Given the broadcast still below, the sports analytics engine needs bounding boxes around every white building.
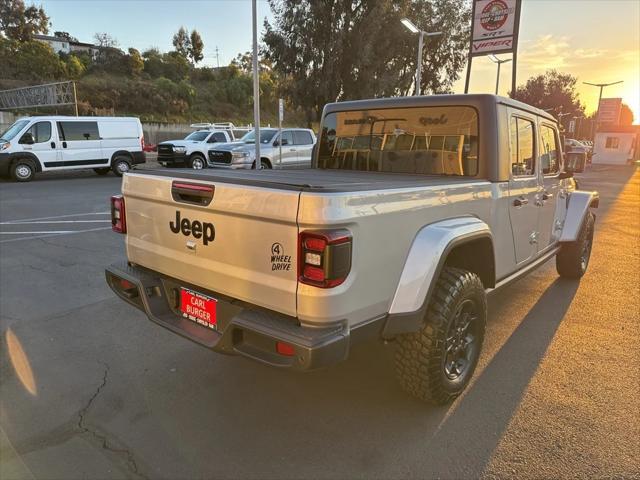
[593,126,640,165]
[33,35,99,59]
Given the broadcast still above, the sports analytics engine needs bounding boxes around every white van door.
[57,120,107,168]
[18,120,61,167]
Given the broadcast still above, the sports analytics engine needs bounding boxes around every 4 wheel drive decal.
[169,210,215,245]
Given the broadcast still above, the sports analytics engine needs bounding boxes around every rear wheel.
[556,211,595,278]
[11,160,35,182]
[394,267,487,404]
[189,154,206,170]
[94,168,110,175]
[112,156,131,177]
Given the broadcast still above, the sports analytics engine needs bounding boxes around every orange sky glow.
[455,0,640,123]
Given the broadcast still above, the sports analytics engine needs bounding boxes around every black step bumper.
[105,262,358,370]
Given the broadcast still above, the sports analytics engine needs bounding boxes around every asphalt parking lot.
[1,164,638,479]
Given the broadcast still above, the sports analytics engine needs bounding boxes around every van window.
[318,106,479,176]
[280,131,294,146]
[539,125,559,174]
[21,122,52,144]
[293,131,314,145]
[0,120,30,141]
[58,121,99,141]
[510,117,535,176]
[605,137,620,149]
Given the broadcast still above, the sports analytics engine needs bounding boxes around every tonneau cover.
[133,168,481,192]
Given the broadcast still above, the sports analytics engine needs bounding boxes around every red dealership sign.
[470,0,521,56]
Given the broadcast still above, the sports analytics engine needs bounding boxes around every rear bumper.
[132,151,146,165]
[105,262,363,370]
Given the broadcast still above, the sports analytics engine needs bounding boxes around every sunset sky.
[41,0,640,122]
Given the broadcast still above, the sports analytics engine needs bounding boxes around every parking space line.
[0,227,112,244]
[1,212,110,224]
[1,231,77,235]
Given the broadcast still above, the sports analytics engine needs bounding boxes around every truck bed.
[133,168,482,192]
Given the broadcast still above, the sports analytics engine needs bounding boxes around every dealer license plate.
[180,288,217,330]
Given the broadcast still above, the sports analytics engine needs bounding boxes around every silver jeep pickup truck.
[106,94,598,404]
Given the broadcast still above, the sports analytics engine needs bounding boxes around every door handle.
[62,141,67,148]
[513,196,529,207]
[289,148,296,152]
[50,142,56,149]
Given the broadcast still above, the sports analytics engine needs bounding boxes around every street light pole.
[583,80,623,141]
[252,0,261,168]
[401,18,442,96]
[488,55,512,95]
[416,30,424,96]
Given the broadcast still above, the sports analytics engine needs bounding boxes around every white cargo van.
[0,116,145,182]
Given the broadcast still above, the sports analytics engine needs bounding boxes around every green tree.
[188,29,204,64]
[264,0,470,123]
[162,51,190,82]
[512,70,585,118]
[65,54,85,79]
[0,0,49,41]
[172,27,190,57]
[142,47,164,77]
[127,47,144,76]
[54,31,78,42]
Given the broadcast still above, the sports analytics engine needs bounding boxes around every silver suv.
[207,128,316,169]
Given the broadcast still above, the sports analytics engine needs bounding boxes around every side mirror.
[558,170,573,179]
[273,140,279,147]
[19,132,34,145]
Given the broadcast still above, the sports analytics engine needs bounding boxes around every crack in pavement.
[77,363,148,480]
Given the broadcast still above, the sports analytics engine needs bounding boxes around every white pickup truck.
[157,128,233,169]
[106,94,598,404]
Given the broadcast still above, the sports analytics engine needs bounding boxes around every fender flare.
[8,152,43,172]
[559,190,599,243]
[110,150,134,164]
[382,216,493,337]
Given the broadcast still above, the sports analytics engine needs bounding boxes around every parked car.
[207,128,316,169]
[564,138,590,173]
[157,128,233,169]
[0,116,145,182]
[106,94,598,404]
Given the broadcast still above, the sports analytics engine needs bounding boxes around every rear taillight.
[298,229,352,288]
[141,136,145,150]
[111,195,126,233]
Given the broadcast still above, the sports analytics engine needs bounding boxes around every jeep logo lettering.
[170,211,215,245]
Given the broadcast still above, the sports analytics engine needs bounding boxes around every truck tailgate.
[122,172,300,316]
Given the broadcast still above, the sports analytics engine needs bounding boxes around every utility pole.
[401,18,442,96]
[215,46,220,68]
[488,55,512,95]
[583,80,623,140]
[251,0,260,168]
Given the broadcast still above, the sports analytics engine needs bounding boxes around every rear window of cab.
[318,106,479,176]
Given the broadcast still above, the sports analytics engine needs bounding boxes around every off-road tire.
[11,160,35,182]
[189,154,206,170]
[556,211,595,279]
[394,267,487,404]
[112,156,131,177]
[94,168,110,175]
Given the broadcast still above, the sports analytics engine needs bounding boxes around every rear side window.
[539,125,559,174]
[510,117,535,176]
[58,121,99,141]
[293,131,314,145]
[22,121,52,143]
[318,106,479,176]
[209,132,227,143]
